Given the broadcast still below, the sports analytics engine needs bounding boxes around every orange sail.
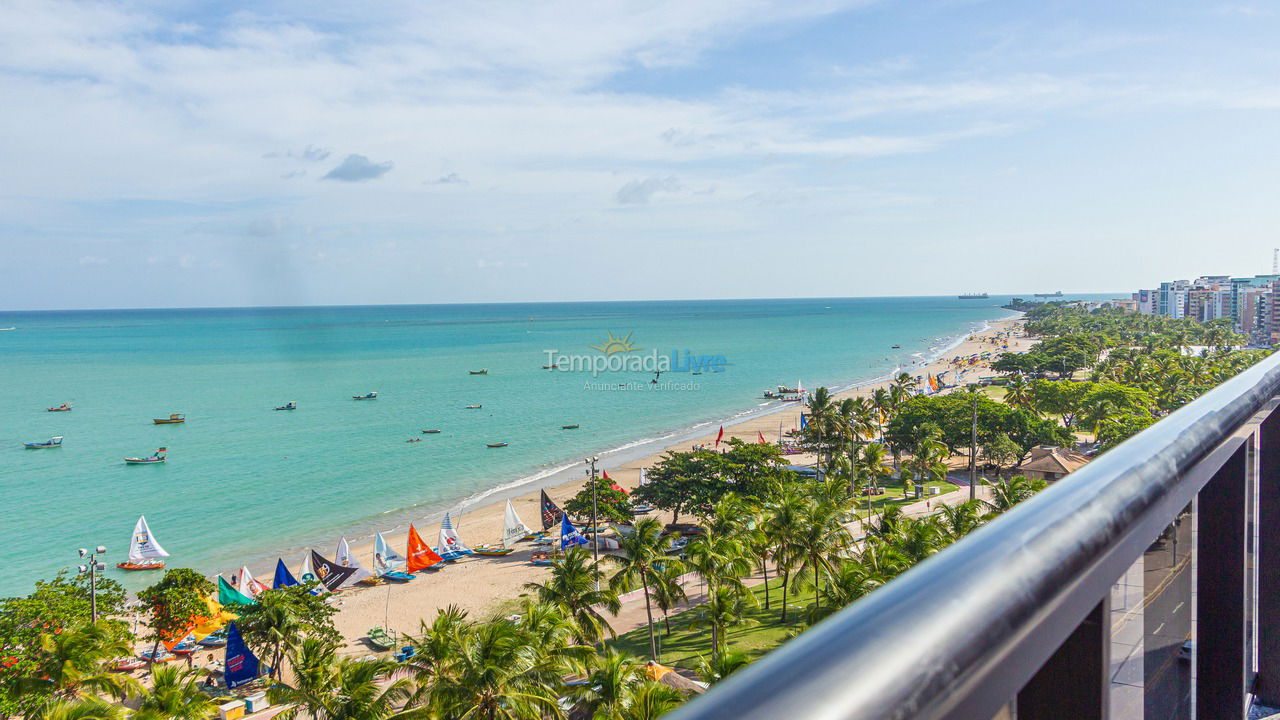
[405,524,443,572]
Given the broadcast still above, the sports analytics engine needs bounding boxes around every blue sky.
[2,0,1279,309]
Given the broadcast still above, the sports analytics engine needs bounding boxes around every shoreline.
[206,311,1017,587]
[306,314,1029,653]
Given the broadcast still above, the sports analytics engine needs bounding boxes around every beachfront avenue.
[543,348,727,376]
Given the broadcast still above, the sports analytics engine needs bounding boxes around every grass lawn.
[608,578,819,670]
[853,479,957,518]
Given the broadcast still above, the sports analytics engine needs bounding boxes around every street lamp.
[78,545,107,623]
[584,456,600,590]
[968,385,979,502]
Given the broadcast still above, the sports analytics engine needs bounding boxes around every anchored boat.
[125,448,167,464]
[487,442,508,448]
[273,402,297,411]
[353,391,379,400]
[561,424,579,430]
[152,413,185,424]
[465,404,482,409]
[24,436,63,449]
[421,429,442,434]
[116,515,168,571]
[47,403,72,412]
[469,369,489,375]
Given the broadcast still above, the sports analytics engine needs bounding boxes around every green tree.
[269,643,412,720]
[136,569,215,667]
[982,476,1047,515]
[20,622,140,702]
[789,496,851,622]
[134,666,218,720]
[569,647,640,720]
[564,477,632,524]
[425,620,569,720]
[33,698,128,720]
[607,518,676,662]
[523,546,621,645]
[618,681,685,720]
[236,584,338,680]
[979,432,1022,475]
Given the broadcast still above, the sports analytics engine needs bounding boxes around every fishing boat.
[379,570,414,582]
[353,391,379,400]
[124,448,167,464]
[561,424,579,430]
[487,442,508,448]
[530,549,562,566]
[273,402,297,411]
[436,513,473,561]
[465,404,482,409]
[117,515,169,571]
[198,629,228,647]
[421,429,442,434]
[406,438,422,443]
[335,537,374,587]
[469,369,489,375]
[24,436,63,449]
[472,545,515,557]
[541,364,558,369]
[47,403,72,412]
[139,650,176,663]
[110,658,146,672]
[891,344,901,349]
[170,642,199,656]
[153,413,185,424]
[367,627,396,652]
[405,525,445,572]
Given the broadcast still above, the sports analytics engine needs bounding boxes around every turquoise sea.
[0,296,1090,597]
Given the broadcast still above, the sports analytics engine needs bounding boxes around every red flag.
[602,470,611,480]
[757,431,767,444]
[715,426,724,447]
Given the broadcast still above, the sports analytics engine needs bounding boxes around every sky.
[2,1,1280,310]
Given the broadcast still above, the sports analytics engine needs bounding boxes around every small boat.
[891,344,901,349]
[502,500,535,545]
[487,442,508,448]
[561,424,579,430]
[437,513,473,561]
[274,402,297,411]
[472,544,515,557]
[110,658,146,672]
[357,575,383,586]
[353,391,379,400]
[407,438,422,443]
[199,630,228,647]
[170,642,198,656]
[139,650,176,663]
[117,515,169,572]
[379,570,415,583]
[542,364,558,370]
[124,448,167,465]
[367,627,396,651]
[469,369,489,375]
[421,429,442,434]
[47,403,72,412]
[530,550,562,566]
[465,404,482,409]
[24,436,63,449]
[152,414,185,424]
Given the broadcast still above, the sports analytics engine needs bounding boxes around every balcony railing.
[669,351,1280,720]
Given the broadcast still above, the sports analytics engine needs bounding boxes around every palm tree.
[34,698,128,720]
[405,605,469,702]
[906,429,949,499]
[427,620,566,720]
[805,387,836,472]
[870,387,893,443]
[22,622,140,701]
[855,443,892,525]
[270,645,412,720]
[888,516,945,565]
[695,648,751,683]
[1004,373,1034,412]
[647,562,688,637]
[688,586,756,663]
[134,666,219,720]
[761,485,804,623]
[570,647,641,720]
[524,546,621,645]
[618,681,685,720]
[607,517,675,662]
[790,496,851,622]
[236,597,301,680]
[935,499,984,541]
[982,475,1047,515]
[815,559,881,622]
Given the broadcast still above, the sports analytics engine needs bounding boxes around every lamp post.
[585,456,600,589]
[968,385,979,502]
[78,545,107,624]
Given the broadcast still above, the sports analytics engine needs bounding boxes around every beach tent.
[335,537,373,586]
[217,576,256,606]
[224,623,265,689]
[272,558,299,589]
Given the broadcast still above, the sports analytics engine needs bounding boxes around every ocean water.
[0,296,1050,596]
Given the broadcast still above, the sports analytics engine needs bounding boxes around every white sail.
[335,537,373,585]
[236,565,268,598]
[438,512,471,554]
[128,515,169,562]
[502,500,533,547]
[297,552,329,595]
[374,532,406,574]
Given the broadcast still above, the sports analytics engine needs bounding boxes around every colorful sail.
[272,558,298,589]
[192,595,236,640]
[307,549,356,592]
[217,576,256,606]
[438,513,471,556]
[223,623,263,689]
[540,489,564,531]
[127,515,169,562]
[374,532,407,574]
[235,565,268,598]
[335,537,373,586]
[502,500,533,547]
[405,524,443,572]
[560,514,588,550]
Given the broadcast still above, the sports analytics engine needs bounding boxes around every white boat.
[437,512,472,561]
[374,532,413,581]
[502,500,534,546]
[335,536,374,586]
[116,515,169,571]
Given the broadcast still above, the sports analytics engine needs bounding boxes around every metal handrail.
[668,351,1280,720]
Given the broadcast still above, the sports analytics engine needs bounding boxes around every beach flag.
[758,431,767,444]
[800,413,808,429]
[715,425,725,447]
[405,524,444,572]
[224,623,264,689]
[540,489,564,531]
[272,558,298,589]
[306,550,357,592]
[217,576,256,606]
[560,514,588,550]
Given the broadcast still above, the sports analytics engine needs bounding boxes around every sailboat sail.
[335,537,373,585]
[235,566,268,598]
[128,515,169,561]
[306,550,356,592]
[540,490,564,531]
[438,512,471,556]
[502,500,533,547]
[374,532,407,574]
[224,623,264,689]
[272,558,299,589]
[405,524,443,572]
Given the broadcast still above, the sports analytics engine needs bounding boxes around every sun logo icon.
[589,331,639,355]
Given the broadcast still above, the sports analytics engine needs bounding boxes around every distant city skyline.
[2,1,1280,310]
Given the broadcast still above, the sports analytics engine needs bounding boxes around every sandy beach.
[300,316,1031,654]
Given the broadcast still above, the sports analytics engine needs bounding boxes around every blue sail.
[223,622,264,689]
[560,514,588,550]
[272,558,298,589]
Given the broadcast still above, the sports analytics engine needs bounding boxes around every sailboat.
[336,537,376,586]
[235,565,269,598]
[116,515,169,570]
[436,512,472,561]
[405,524,444,572]
[374,532,414,582]
[475,500,534,557]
